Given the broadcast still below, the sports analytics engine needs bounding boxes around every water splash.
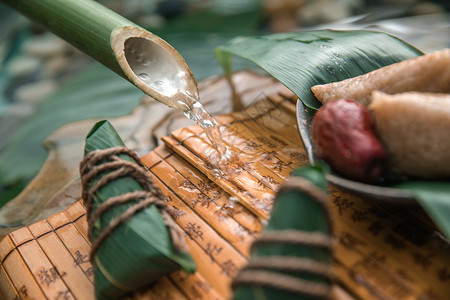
[126,38,232,166]
[179,92,231,162]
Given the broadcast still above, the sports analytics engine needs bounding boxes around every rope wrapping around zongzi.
[79,120,195,300]
[80,146,187,259]
[239,256,333,279]
[233,270,331,298]
[250,231,333,252]
[232,168,334,300]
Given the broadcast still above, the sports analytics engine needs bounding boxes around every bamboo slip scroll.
[1,89,450,299]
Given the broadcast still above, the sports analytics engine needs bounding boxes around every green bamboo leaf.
[84,120,195,300]
[215,30,450,241]
[233,164,332,300]
[215,30,423,109]
[396,182,450,238]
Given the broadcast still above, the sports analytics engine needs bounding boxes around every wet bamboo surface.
[1,90,450,299]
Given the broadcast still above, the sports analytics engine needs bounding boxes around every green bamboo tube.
[2,0,198,109]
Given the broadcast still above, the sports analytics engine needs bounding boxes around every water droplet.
[135,52,143,60]
[138,73,150,81]
[201,120,214,128]
[326,66,336,75]
[141,58,151,66]
[173,71,185,79]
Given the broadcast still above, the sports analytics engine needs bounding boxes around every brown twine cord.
[243,256,333,280]
[233,175,333,298]
[250,230,332,252]
[81,147,156,222]
[232,270,330,298]
[87,192,166,238]
[80,147,187,260]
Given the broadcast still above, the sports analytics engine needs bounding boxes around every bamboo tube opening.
[111,26,199,109]
[125,38,183,97]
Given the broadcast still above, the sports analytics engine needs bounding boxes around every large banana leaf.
[215,30,423,109]
[215,30,450,240]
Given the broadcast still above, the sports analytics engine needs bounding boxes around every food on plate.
[309,49,450,182]
[311,99,387,183]
[370,91,450,179]
[311,49,450,107]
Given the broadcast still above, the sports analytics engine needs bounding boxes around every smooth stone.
[0,103,35,151]
[44,53,70,77]
[7,56,41,78]
[298,0,353,25]
[136,14,166,29]
[411,2,446,15]
[23,32,70,58]
[14,79,57,104]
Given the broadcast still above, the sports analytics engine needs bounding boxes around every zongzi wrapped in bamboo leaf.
[232,164,333,300]
[80,120,195,300]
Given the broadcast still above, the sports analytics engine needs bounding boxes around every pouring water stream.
[117,32,231,163]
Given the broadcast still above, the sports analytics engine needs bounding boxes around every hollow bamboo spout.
[2,0,199,109]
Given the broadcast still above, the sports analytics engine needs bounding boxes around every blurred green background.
[0,0,448,206]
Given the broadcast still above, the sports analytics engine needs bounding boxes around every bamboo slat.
[0,265,18,299]
[1,89,449,299]
[162,96,304,221]
[1,235,47,299]
[169,271,224,300]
